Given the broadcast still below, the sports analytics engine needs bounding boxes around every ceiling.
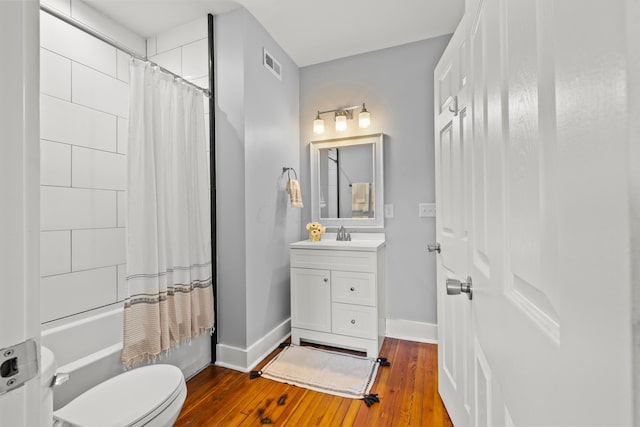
[86,0,465,67]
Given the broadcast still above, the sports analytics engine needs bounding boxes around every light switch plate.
[384,204,394,218]
[419,203,436,218]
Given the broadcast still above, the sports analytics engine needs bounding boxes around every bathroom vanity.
[289,235,385,357]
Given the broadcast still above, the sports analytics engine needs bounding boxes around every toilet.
[41,347,187,427]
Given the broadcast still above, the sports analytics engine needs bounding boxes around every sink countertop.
[290,233,385,252]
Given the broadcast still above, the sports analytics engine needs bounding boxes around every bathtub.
[41,304,212,409]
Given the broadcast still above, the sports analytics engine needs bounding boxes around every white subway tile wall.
[41,267,118,322]
[71,62,129,118]
[71,228,126,271]
[182,38,209,80]
[116,264,127,301]
[117,117,129,154]
[40,12,208,323]
[41,11,117,77]
[41,94,117,152]
[40,231,71,277]
[40,48,71,100]
[149,47,182,76]
[155,17,207,54]
[40,140,71,186]
[117,191,126,227]
[41,187,117,230]
[71,146,126,191]
[116,51,130,83]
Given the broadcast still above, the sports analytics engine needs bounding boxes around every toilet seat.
[53,364,187,427]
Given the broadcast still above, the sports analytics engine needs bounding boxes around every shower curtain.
[121,59,214,366]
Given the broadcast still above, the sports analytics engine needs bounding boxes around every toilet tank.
[40,347,57,427]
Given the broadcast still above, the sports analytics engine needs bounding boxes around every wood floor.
[174,338,453,426]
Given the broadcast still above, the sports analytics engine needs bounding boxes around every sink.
[290,233,385,251]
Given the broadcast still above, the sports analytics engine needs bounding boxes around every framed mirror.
[310,133,384,229]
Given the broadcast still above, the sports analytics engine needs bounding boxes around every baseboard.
[215,318,291,372]
[385,318,438,344]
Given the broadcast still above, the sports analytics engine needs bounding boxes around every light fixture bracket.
[334,109,353,120]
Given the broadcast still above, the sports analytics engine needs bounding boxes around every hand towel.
[351,182,370,213]
[286,179,304,208]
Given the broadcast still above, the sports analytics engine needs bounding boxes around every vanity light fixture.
[312,103,371,134]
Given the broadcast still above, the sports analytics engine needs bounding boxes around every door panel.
[435,16,473,427]
[290,268,331,333]
[436,0,636,425]
[469,7,490,277]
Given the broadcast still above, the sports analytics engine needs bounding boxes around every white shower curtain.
[121,59,214,367]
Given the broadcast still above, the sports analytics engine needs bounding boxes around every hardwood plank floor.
[175,338,453,427]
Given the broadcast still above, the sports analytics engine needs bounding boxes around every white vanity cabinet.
[289,238,385,357]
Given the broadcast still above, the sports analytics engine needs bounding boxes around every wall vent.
[263,48,282,80]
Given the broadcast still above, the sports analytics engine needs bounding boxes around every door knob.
[446,276,473,300]
[428,243,441,253]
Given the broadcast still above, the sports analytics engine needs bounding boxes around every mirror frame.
[310,133,384,229]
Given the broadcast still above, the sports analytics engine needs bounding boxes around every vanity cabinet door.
[290,268,331,333]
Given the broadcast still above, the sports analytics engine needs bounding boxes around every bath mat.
[250,344,390,406]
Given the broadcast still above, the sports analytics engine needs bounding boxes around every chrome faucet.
[336,226,351,241]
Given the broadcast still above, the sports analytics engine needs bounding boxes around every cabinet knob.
[350,319,356,324]
[323,278,328,283]
[350,287,355,292]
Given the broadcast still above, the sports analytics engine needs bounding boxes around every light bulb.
[313,117,325,134]
[359,103,370,128]
[335,114,347,132]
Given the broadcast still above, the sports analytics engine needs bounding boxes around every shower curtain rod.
[40,4,212,97]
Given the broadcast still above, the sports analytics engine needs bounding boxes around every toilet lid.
[53,364,185,427]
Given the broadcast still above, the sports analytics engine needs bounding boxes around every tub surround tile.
[72,62,129,118]
[72,228,126,271]
[155,17,207,54]
[40,266,117,322]
[117,191,126,227]
[41,94,117,152]
[41,187,116,230]
[40,231,71,277]
[117,264,127,301]
[70,0,145,57]
[40,11,116,77]
[149,47,182,77]
[117,50,131,83]
[41,140,71,187]
[72,146,125,191]
[146,37,157,57]
[182,38,208,81]
[40,48,71,101]
[117,117,129,154]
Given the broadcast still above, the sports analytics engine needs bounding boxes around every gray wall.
[300,36,451,325]
[216,8,300,349]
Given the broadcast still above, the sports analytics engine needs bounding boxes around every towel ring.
[282,167,297,180]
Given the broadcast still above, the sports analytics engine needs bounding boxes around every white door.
[0,1,41,426]
[436,0,638,425]
[434,16,472,427]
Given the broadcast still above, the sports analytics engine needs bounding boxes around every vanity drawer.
[290,249,376,272]
[331,271,376,306]
[331,303,377,339]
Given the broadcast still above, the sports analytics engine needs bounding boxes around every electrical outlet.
[419,203,436,218]
[384,204,394,218]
